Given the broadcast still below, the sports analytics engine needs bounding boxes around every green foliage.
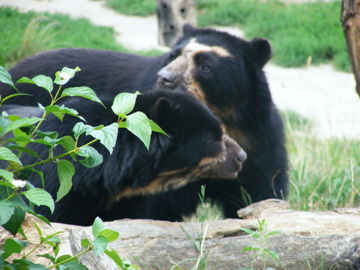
[106,0,155,16]
[0,8,125,68]
[282,111,360,211]
[0,8,162,68]
[0,65,163,269]
[177,185,210,270]
[197,0,349,71]
[240,219,282,270]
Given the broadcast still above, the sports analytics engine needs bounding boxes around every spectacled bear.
[1,90,246,225]
[0,25,288,220]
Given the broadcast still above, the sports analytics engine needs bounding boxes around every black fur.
[0,26,288,220]
[1,91,243,225]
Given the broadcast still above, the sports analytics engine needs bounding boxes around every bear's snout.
[157,68,179,89]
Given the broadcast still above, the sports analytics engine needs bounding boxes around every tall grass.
[283,111,360,211]
[6,16,58,67]
[0,8,128,68]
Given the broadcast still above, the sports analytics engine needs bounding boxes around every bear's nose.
[236,149,247,163]
[157,69,177,88]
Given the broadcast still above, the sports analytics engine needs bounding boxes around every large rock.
[2,199,360,269]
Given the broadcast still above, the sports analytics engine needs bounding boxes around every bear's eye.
[201,65,211,73]
[180,7,186,14]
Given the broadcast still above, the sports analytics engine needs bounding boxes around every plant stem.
[23,240,43,259]
[12,138,98,173]
[4,189,18,201]
[49,246,92,268]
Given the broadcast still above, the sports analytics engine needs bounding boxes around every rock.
[2,200,360,269]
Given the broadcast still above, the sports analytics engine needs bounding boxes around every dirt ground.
[1,0,359,139]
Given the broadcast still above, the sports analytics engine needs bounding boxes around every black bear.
[1,90,246,225]
[0,25,288,220]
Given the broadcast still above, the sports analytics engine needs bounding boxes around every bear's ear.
[250,38,272,67]
[151,97,172,124]
[183,23,195,35]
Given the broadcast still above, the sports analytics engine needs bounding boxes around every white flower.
[11,179,27,188]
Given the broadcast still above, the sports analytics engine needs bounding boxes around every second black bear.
[0,25,288,220]
[1,90,246,225]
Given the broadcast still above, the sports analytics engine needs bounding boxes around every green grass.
[283,111,360,211]
[197,0,349,71]
[106,0,156,16]
[0,8,160,68]
[105,0,350,71]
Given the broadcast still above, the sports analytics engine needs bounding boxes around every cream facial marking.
[183,38,232,57]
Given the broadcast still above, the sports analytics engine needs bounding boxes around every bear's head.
[156,25,272,127]
[107,90,247,200]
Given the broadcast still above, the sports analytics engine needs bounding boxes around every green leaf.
[37,254,56,264]
[54,66,81,85]
[264,248,280,260]
[104,248,125,268]
[73,122,92,138]
[2,205,26,235]
[0,201,15,225]
[77,145,103,168]
[0,147,22,165]
[22,188,54,213]
[2,238,28,259]
[148,119,167,135]
[241,246,261,252]
[0,168,14,181]
[7,145,40,160]
[43,233,61,247]
[60,261,88,270]
[55,254,77,264]
[56,160,75,202]
[126,111,152,150]
[4,116,41,134]
[16,76,34,84]
[29,169,45,188]
[87,123,118,154]
[58,136,76,159]
[265,230,283,238]
[61,86,103,105]
[45,105,84,121]
[81,238,91,248]
[0,66,18,91]
[99,229,119,242]
[118,121,128,129]
[32,75,53,92]
[92,236,108,255]
[241,228,256,235]
[92,216,105,237]
[17,75,53,92]
[111,92,140,116]
[36,130,58,139]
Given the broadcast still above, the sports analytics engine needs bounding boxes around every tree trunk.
[341,0,360,97]
[156,0,197,47]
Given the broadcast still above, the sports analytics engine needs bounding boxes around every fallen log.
[2,199,360,269]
